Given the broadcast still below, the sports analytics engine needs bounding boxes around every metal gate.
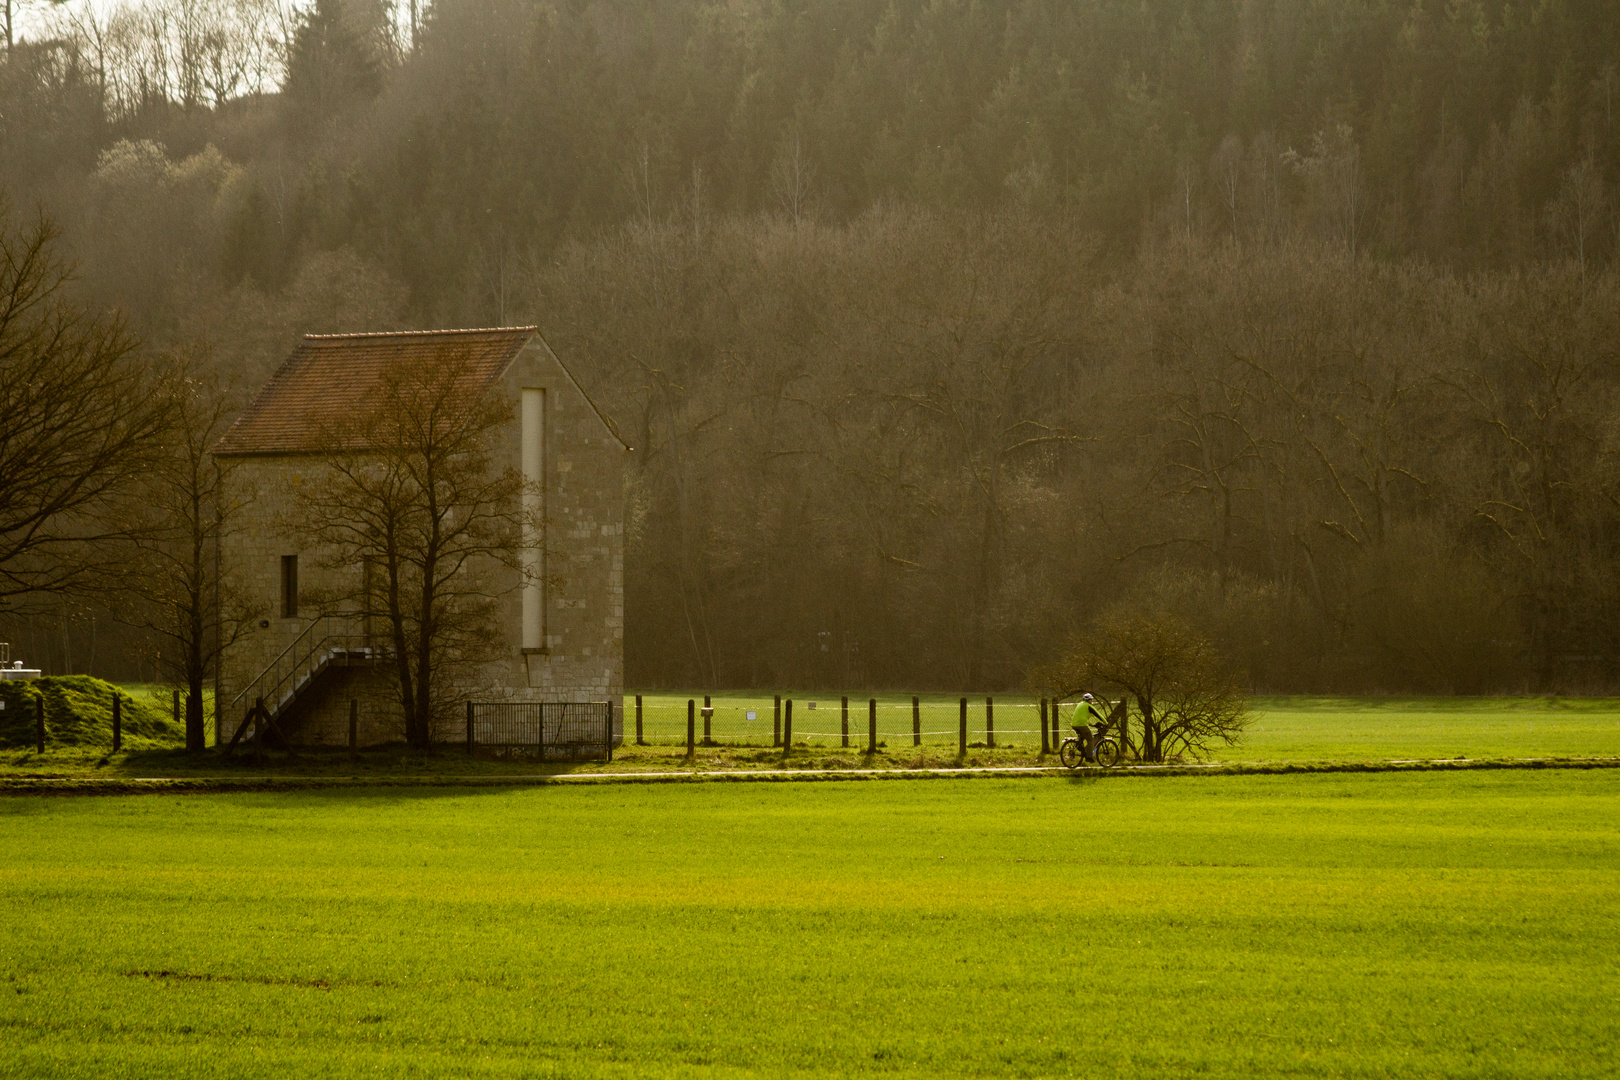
[467,701,614,761]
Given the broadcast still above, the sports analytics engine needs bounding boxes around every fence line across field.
[644,702,1049,710]
[625,694,1111,751]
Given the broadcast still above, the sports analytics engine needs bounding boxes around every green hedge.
[0,677,183,750]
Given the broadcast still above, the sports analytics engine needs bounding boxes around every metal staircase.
[230,613,390,740]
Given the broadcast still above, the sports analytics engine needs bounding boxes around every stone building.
[211,327,627,747]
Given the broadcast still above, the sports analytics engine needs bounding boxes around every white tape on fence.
[655,702,1054,709]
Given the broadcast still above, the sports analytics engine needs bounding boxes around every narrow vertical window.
[281,555,299,619]
[521,388,546,651]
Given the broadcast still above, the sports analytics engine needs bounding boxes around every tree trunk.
[185,614,206,752]
[1107,699,1130,759]
[186,681,205,749]
[186,484,208,752]
[410,539,437,751]
[386,553,418,749]
[1135,695,1159,762]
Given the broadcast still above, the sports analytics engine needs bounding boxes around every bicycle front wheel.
[1059,739,1082,769]
[1094,738,1121,768]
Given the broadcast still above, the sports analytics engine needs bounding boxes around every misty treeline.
[1,0,1618,691]
[8,0,1620,331]
[533,214,1619,693]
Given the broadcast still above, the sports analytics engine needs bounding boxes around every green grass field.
[1227,696,1620,760]
[2,771,1617,1078]
[630,691,1620,761]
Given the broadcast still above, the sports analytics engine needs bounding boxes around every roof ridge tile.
[304,326,539,340]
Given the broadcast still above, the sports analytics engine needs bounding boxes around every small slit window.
[281,555,299,618]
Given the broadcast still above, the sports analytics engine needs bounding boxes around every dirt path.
[3,755,1618,794]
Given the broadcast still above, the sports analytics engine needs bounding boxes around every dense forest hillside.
[1,0,1617,691]
[7,0,1619,328]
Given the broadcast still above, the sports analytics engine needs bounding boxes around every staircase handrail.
[230,611,384,715]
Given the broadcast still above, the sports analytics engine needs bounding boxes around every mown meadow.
[2,771,1616,1078]
[628,692,1620,761]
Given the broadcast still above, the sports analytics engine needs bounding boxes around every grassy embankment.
[0,677,187,750]
[1,770,1616,1078]
[1,690,1618,779]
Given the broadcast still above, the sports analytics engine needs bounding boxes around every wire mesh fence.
[623,694,1104,750]
[468,701,615,761]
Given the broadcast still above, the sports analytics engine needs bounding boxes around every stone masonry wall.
[437,337,628,744]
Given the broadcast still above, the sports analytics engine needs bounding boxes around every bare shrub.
[1032,607,1250,762]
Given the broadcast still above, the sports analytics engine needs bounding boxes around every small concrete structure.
[0,646,39,680]
[211,327,629,747]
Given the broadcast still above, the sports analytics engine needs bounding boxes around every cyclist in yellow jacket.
[1061,693,1123,767]
[1072,693,1106,735]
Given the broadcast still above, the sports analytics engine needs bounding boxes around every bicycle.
[1059,723,1121,769]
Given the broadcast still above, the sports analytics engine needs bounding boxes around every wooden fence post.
[868,698,877,754]
[465,700,474,755]
[252,697,264,764]
[35,694,44,754]
[912,696,920,746]
[841,696,849,748]
[958,697,967,758]
[112,694,121,753]
[702,704,713,745]
[773,694,782,747]
[635,694,644,745]
[1040,698,1049,755]
[986,696,995,749]
[686,699,695,757]
[782,699,793,757]
[350,700,360,763]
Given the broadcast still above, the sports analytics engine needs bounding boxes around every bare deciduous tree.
[1547,158,1607,282]
[770,128,816,226]
[1437,267,1620,690]
[1209,133,1242,242]
[1034,607,1250,762]
[121,348,255,750]
[0,201,169,598]
[291,351,525,750]
[1285,124,1366,259]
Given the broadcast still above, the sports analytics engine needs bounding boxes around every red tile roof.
[213,327,538,456]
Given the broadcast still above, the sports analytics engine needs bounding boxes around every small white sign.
[808,702,817,710]
[746,710,757,721]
